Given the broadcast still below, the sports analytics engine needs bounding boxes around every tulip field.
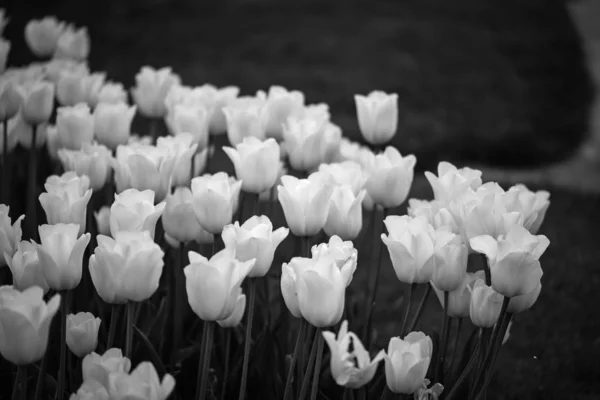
[0,1,599,400]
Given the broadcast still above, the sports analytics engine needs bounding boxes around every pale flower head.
[132,66,181,118]
[0,205,25,267]
[109,189,166,239]
[191,172,242,234]
[424,162,483,202]
[384,332,433,394]
[355,90,398,145]
[25,17,67,57]
[66,311,101,357]
[5,240,48,293]
[223,137,281,194]
[54,26,90,61]
[93,102,136,149]
[58,142,113,191]
[365,147,416,208]
[261,85,305,141]
[223,99,269,146]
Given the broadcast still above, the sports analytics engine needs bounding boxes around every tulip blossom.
[322,320,385,389]
[93,102,136,149]
[216,294,246,328]
[431,271,483,318]
[79,72,106,108]
[35,223,90,291]
[14,113,48,148]
[324,185,366,240]
[162,187,208,247]
[469,279,503,328]
[25,17,66,57]
[54,26,90,61]
[94,206,111,237]
[58,143,113,191]
[318,161,367,196]
[156,133,199,187]
[66,312,101,357]
[109,189,165,239]
[277,172,334,237]
[354,90,398,145]
[184,248,255,321]
[39,172,93,234]
[223,137,281,194]
[280,251,353,327]
[365,147,416,208]
[96,82,128,105]
[166,103,211,149]
[0,78,23,121]
[207,85,240,135]
[381,215,452,284]
[223,100,268,146]
[504,184,550,234]
[430,235,469,292]
[108,361,176,400]
[19,80,55,125]
[55,103,95,149]
[70,380,109,400]
[311,235,358,287]
[424,162,483,202]
[261,85,305,140]
[5,240,49,293]
[0,286,61,365]
[90,231,165,303]
[131,66,181,118]
[384,332,433,394]
[56,69,88,106]
[82,348,131,388]
[191,172,242,235]
[507,282,541,314]
[222,215,289,277]
[0,205,24,267]
[282,115,329,172]
[470,224,549,297]
[0,116,20,155]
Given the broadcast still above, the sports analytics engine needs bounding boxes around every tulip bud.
[80,72,106,108]
[282,115,329,172]
[431,271,483,318]
[277,172,334,237]
[109,189,165,239]
[0,286,61,365]
[13,113,47,149]
[25,17,66,57]
[58,143,113,191]
[90,231,164,303]
[223,137,281,194]
[365,147,416,208]
[424,162,482,202]
[70,379,109,400]
[54,26,90,61]
[384,332,433,394]
[191,172,241,235]
[262,86,305,141]
[222,215,289,277]
[156,133,198,187]
[55,103,95,149]
[470,225,549,297]
[504,184,550,234]
[469,279,503,328]
[0,79,23,121]
[430,235,468,292]
[21,80,55,125]
[216,294,246,328]
[311,235,357,287]
[96,81,128,105]
[44,59,89,85]
[132,66,180,118]
[39,172,93,234]
[208,86,240,135]
[223,101,268,146]
[0,205,24,267]
[184,248,254,321]
[36,223,90,291]
[281,253,348,327]
[93,102,136,149]
[167,104,210,150]
[108,361,176,400]
[354,91,398,145]
[322,320,385,389]
[5,240,49,293]
[56,69,88,106]
[324,186,366,240]
[66,312,101,357]
[318,161,367,196]
[46,125,60,160]
[507,282,541,314]
[82,348,131,388]
[162,187,208,247]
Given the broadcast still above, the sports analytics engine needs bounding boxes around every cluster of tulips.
[0,11,551,400]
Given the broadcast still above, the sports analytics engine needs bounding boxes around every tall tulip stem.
[238,279,256,400]
[363,206,387,345]
[56,290,70,400]
[309,330,324,400]
[107,304,120,349]
[171,243,186,368]
[399,283,417,336]
[27,126,38,241]
[283,319,307,400]
[34,353,47,400]
[220,328,232,400]
[444,335,482,400]
[125,301,135,359]
[434,291,450,383]
[446,317,463,378]
[196,321,214,400]
[298,327,319,400]
[2,118,9,205]
[407,284,432,333]
[12,365,26,400]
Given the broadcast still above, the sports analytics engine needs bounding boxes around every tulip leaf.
[133,325,168,378]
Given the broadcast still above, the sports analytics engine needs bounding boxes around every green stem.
[171,243,186,368]
[283,319,307,400]
[407,284,432,333]
[399,283,416,336]
[205,135,212,174]
[197,321,214,400]
[107,304,120,349]
[434,291,450,383]
[238,279,256,400]
[356,387,365,400]
[125,302,135,359]
[195,322,208,400]
[150,118,161,143]
[446,317,463,379]
[12,365,26,400]
[2,118,9,205]
[34,354,47,400]
[363,207,387,345]
[220,329,232,400]
[56,290,69,400]
[443,334,482,400]
[27,126,38,241]
[302,236,311,258]
[298,328,319,400]
[309,330,324,400]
